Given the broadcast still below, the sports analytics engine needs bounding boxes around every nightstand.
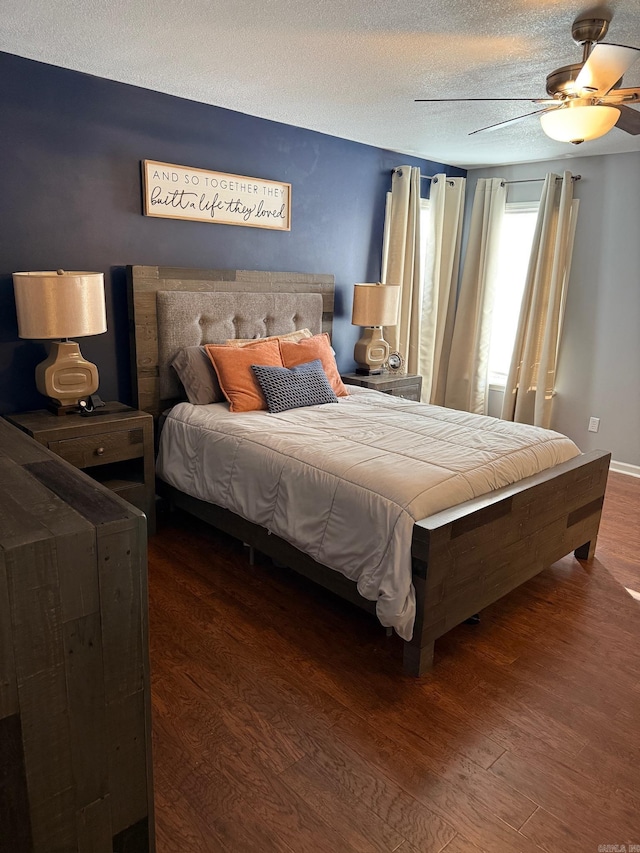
[5,402,155,534]
[341,372,423,401]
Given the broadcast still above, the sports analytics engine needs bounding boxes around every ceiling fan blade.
[575,43,640,96]
[469,107,559,135]
[600,86,640,104]
[615,104,640,134]
[414,98,540,102]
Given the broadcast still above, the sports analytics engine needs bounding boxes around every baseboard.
[610,460,640,479]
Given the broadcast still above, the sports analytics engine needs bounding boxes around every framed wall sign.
[142,160,291,231]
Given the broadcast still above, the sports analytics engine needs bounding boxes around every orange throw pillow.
[205,339,283,412]
[279,333,348,397]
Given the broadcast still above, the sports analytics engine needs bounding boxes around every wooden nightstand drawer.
[341,372,423,401]
[49,427,145,468]
[391,383,421,401]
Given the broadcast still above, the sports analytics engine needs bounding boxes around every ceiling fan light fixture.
[540,103,620,143]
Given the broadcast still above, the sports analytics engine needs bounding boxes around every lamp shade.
[13,270,107,339]
[352,283,400,327]
[540,104,620,143]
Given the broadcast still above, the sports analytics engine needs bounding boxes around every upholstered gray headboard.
[127,265,335,416]
[157,290,324,400]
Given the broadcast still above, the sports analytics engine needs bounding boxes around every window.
[488,203,538,386]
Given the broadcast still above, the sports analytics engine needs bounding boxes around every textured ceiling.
[2,0,640,168]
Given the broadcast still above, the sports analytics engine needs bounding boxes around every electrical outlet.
[588,417,600,433]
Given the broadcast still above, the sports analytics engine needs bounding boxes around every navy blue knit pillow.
[251,359,339,413]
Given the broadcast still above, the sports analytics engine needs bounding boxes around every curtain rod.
[392,167,581,188]
[391,167,456,186]
[503,175,582,186]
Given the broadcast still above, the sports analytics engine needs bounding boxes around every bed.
[128,264,610,676]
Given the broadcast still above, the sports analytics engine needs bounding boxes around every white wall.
[467,151,640,468]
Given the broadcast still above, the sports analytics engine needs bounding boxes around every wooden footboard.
[158,450,610,677]
[404,449,610,676]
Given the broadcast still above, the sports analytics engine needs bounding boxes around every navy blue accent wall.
[0,50,465,413]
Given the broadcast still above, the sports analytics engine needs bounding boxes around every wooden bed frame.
[128,264,610,676]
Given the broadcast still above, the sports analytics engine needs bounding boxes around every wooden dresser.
[0,418,154,853]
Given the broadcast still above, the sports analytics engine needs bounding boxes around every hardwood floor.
[149,472,640,852]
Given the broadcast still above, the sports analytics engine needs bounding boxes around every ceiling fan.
[416,13,640,143]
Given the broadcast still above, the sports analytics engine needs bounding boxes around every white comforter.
[157,387,580,639]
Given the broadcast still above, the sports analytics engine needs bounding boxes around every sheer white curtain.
[381,166,422,373]
[420,175,466,404]
[501,171,578,428]
[445,177,506,414]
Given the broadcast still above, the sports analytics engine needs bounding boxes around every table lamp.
[351,283,400,375]
[13,270,107,414]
